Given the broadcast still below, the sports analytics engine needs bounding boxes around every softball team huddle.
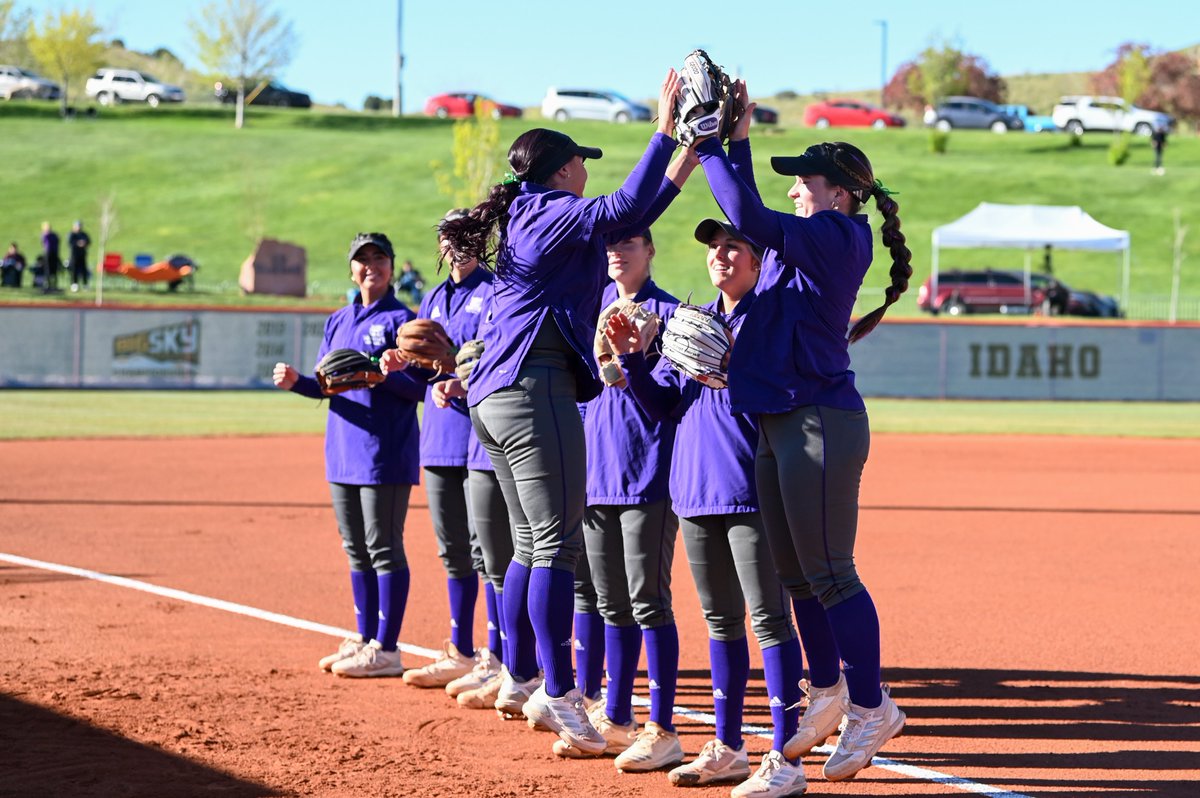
[273,71,913,797]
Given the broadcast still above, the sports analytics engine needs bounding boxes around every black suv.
[215,80,311,108]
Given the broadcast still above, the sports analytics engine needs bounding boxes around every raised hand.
[729,80,756,142]
[378,348,408,375]
[656,68,682,139]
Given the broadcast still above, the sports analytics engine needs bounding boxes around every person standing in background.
[40,222,60,293]
[1150,124,1168,175]
[68,220,91,291]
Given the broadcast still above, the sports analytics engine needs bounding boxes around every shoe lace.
[752,752,783,782]
[837,707,872,751]
[785,678,813,712]
[560,694,593,735]
[695,738,726,765]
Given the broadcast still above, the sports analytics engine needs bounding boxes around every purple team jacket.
[584,279,679,505]
[697,137,872,415]
[467,132,679,407]
[289,291,426,485]
[417,267,494,471]
[618,294,760,518]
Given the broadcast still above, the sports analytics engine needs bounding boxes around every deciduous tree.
[189,0,296,129]
[26,7,105,114]
[430,100,500,210]
[0,0,32,66]
[1093,43,1200,125]
[884,42,1005,112]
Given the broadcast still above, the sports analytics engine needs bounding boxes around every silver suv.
[927,96,1023,133]
[541,88,651,123]
[85,68,185,107]
[0,65,60,100]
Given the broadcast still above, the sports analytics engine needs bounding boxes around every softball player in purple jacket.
[400,213,514,700]
[556,238,683,770]
[695,82,913,783]
[437,71,682,756]
[608,218,808,797]
[273,232,426,678]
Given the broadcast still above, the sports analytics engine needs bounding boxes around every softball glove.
[661,303,734,389]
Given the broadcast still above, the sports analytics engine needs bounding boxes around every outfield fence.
[1,306,1198,401]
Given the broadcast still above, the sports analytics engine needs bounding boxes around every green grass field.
[0,391,1195,440]
[1,102,1197,317]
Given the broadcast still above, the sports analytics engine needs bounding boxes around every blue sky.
[76,1,1194,111]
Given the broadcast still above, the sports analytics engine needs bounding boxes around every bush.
[776,90,798,100]
[1107,132,1131,166]
[928,128,949,154]
[363,95,389,112]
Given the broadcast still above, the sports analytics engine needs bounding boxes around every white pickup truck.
[1051,95,1172,136]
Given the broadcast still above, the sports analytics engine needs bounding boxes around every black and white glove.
[674,49,739,146]
[661,304,734,389]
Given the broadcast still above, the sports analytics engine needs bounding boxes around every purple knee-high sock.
[762,638,804,757]
[349,570,378,641]
[709,637,749,749]
[604,623,642,725]
[792,596,841,688]
[447,575,478,656]
[528,566,576,697]
[503,561,538,681]
[644,624,679,731]
[375,569,410,651]
[574,611,605,700]
[824,590,882,708]
[485,582,503,659]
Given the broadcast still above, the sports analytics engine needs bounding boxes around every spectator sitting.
[1,242,26,288]
[396,258,425,305]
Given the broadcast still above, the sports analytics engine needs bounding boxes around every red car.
[917,269,1047,316]
[423,92,523,120]
[803,99,905,129]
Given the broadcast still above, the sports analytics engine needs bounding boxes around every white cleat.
[822,689,905,782]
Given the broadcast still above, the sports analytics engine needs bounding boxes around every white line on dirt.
[1,550,1030,798]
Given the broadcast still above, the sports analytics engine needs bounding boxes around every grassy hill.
[1,102,1196,318]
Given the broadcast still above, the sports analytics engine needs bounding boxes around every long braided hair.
[821,141,913,343]
[436,129,570,276]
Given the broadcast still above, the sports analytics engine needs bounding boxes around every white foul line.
[0,550,1030,798]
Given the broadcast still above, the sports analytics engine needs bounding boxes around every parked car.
[423,92,522,119]
[751,104,779,125]
[918,269,1048,315]
[1027,273,1121,317]
[541,88,651,123]
[926,96,1023,133]
[999,104,1056,133]
[918,269,1119,317]
[215,80,311,108]
[803,99,905,129]
[0,65,60,100]
[1051,95,1173,136]
[85,68,184,106]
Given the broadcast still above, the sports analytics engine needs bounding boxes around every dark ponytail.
[847,186,912,343]
[437,182,520,273]
[438,128,579,275]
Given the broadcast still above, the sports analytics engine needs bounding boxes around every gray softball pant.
[470,353,586,572]
[582,500,678,629]
[329,483,411,573]
[680,512,798,648]
[424,466,484,580]
[755,405,870,608]
[468,468,515,591]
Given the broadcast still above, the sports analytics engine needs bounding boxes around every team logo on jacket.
[364,324,387,348]
[431,306,443,319]
[466,296,484,313]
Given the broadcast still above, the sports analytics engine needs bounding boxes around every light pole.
[393,0,404,117]
[874,19,888,106]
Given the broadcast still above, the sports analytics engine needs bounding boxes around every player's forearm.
[590,133,678,233]
[618,352,680,422]
[697,138,783,250]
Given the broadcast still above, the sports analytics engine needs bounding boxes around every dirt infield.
[1,434,1198,797]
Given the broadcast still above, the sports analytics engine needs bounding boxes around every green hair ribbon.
[873,178,899,196]
[502,171,521,185]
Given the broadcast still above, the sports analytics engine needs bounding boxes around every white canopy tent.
[931,203,1132,309]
